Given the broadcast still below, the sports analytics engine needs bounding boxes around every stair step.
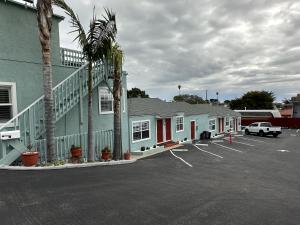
[0,142,27,166]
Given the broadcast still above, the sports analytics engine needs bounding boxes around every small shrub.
[146,147,150,150]
[101,146,111,153]
[141,146,145,151]
[184,138,187,141]
[153,145,156,148]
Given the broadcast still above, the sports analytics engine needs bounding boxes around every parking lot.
[0,129,299,225]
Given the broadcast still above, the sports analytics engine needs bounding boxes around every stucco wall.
[0,1,76,111]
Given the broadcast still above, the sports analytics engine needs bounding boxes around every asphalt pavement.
[0,129,299,225]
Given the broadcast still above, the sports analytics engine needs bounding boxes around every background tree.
[173,94,207,104]
[54,0,117,162]
[37,0,55,162]
[229,91,275,110]
[127,88,149,98]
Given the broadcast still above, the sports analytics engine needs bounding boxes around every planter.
[21,152,39,167]
[70,147,82,158]
[124,152,130,160]
[101,152,111,161]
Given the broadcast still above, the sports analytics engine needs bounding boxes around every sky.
[52,0,300,102]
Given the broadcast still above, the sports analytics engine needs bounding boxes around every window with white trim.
[0,83,17,124]
[225,117,229,126]
[132,120,150,142]
[209,119,216,131]
[99,87,113,114]
[176,116,184,132]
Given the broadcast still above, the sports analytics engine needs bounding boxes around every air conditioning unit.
[0,130,21,140]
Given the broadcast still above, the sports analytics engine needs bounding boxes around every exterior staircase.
[0,48,111,165]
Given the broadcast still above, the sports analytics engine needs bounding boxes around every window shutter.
[0,89,10,104]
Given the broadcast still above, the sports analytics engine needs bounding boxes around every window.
[225,117,229,126]
[99,87,113,114]
[260,122,272,127]
[209,119,216,131]
[176,116,184,132]
[0,83,17,124]
[132,120,150,142]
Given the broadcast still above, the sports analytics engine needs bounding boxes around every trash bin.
[204,131,211,139]
[200,132,205,140]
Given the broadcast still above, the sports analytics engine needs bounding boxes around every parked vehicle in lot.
[244,122,282,137]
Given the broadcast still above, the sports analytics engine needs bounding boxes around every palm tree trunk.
[113,68,121,160]
[87,61,94,162]
[37,0,55,162]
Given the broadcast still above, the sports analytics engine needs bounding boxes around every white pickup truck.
[244,122,282,137]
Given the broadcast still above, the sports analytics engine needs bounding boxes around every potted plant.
[21,144,39,167]
[124,150,131,160]
[101,146,111,161]
[70,145,82,158]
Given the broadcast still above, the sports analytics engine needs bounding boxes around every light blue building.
[0,0,129,165]
[128,98,241,152]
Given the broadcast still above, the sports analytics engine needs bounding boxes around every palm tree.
[53,0,117,162]
[178,85,181,95]
[37,0,55,162]
[111,44,123,160]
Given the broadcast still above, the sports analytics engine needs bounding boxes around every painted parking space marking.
[277,149,290,153]
[213,143,243,153]
[172,149,189,152]
[193,145,223,159]
[195,143,209,147]
[223,138,254,147]
[170,150,193,167]
[211,140,224,143]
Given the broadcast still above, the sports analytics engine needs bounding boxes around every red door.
[165,118,171,141]
[191,121,195,140]
[221,118,224,132]
[218,118,222,133]
[157,119,163,143]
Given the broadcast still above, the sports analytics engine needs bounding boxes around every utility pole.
[216,92,219,102]
[205,90,208,101]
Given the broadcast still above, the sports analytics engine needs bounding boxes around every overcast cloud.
[53,0,300,102]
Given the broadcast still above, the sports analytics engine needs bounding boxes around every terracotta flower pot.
[70,147,82,158]
[101,152,111,161]
[21,152,39,167]
[124,152,130,160]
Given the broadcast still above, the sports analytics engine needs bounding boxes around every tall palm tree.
[111,44,123,160]
[37,0,55,162]
[53,0,117,162]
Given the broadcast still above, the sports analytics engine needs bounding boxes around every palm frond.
[87,8,117,61]
[52,0,88,50]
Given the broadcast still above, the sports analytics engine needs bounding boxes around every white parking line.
[213,143,243,153]
[172,149,189,152]
[238,137,267,143]
[196,143,209,147]
[193,145,223,159]
[170,150,193,167]
[223,138,254,146]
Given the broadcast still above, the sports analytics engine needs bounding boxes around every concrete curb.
[0,159,136,171]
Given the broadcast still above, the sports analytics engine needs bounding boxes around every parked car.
[244,122,282,137]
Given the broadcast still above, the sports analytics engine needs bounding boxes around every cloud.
[53,0,300,102]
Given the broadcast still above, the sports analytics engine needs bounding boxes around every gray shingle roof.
[128,98,240,117]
